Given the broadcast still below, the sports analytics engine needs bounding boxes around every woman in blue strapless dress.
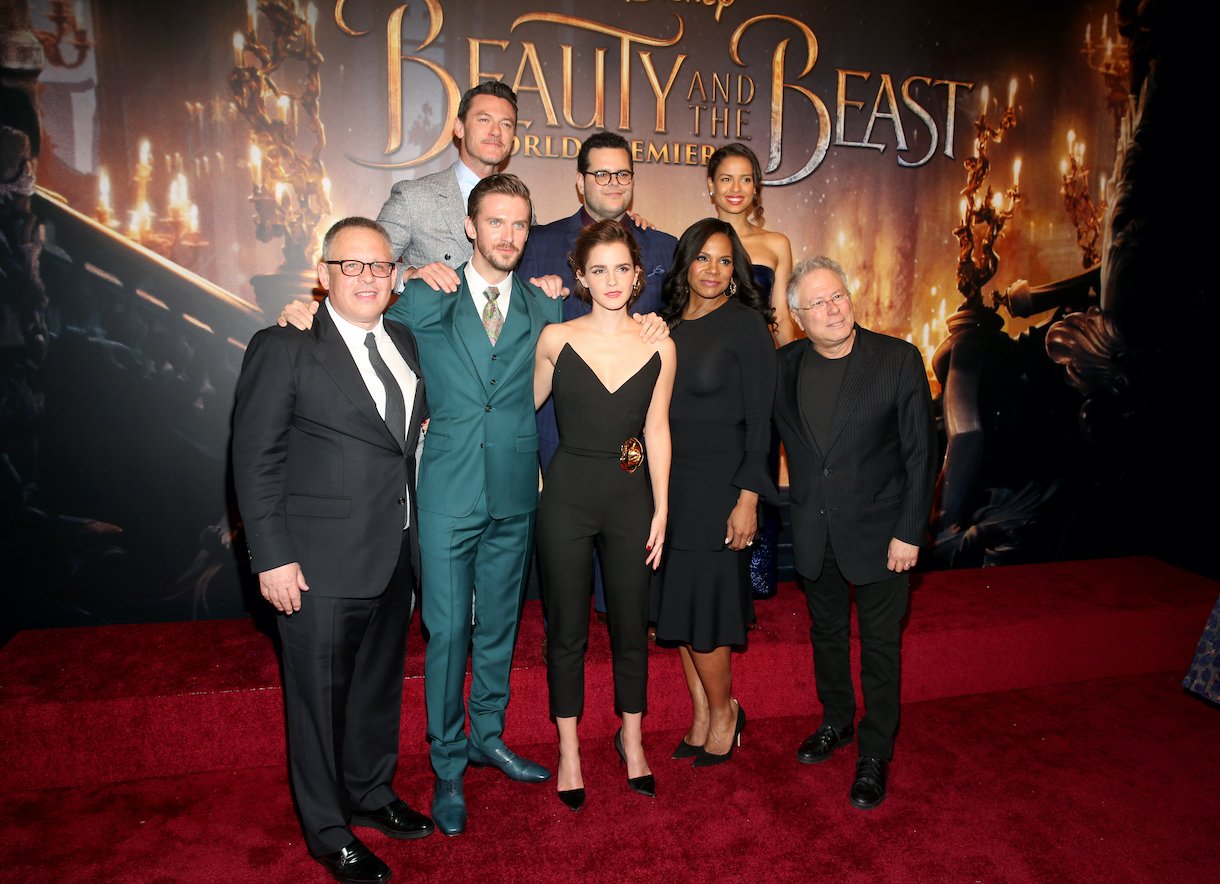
[707,143,797,599]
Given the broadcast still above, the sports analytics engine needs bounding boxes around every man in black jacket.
[773,256,937,810]
[233,218,433,882]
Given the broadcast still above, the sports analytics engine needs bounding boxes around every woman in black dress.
[535,220,676,809]
[654,219,777,765]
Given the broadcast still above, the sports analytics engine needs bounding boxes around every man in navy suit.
[517,130,676,335]
[773,257,937,812]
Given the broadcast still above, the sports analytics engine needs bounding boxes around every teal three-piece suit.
[386,266,563,780]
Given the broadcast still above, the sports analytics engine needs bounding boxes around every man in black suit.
[233,217,433,882]
[773,256,937,811]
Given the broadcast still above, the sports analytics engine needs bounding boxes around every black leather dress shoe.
[351,799,435,839]
[467,744,551,782]
[850,756,888,810]
[316,838,391,884]
[796,723,854,764]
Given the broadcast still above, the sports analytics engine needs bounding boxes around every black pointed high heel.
[671,737,703,759]
[614,728,656,797]
[693,701,745,768]
[557,788,586,813]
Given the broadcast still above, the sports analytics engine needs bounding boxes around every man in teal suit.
[283,174,560,836]
[391,173,560,834]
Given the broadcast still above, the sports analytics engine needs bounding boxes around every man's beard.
[479,241,520,273]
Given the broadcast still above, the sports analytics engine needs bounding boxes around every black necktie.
[365,331,406,447]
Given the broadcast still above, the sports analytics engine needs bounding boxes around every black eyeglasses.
[585,170,634,186]
[325,260,395,278]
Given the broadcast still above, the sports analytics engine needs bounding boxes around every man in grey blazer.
[773,257,937,811]
[377,80,517,290]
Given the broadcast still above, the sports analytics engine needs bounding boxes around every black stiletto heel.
[614,728,656,797]
[693,701,745,768]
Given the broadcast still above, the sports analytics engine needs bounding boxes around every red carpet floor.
[1,557,1217,881]
[2,672,1216,882]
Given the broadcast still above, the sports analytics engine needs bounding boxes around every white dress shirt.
[455,159,481,207]
[325,300,418,524]
[464,263,513,326]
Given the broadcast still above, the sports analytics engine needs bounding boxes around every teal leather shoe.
[431,778,466,836]
[467,745,551,782]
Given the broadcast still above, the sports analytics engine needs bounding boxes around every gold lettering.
[735,106,750,138]
[730,15,829,184]
[737,75,755,104]
[711,106,730,137]
[687,71,707,102]
[711,72,730,103]
[524,134,542,156]
[365,1,458,168]
[334,0,368,36]
[898,76,937,167]
[512,42,558,126]
[690,104,702,135]
[646,141,670,164]
[934,78,973,159]
[562,44,606,129]
[562,135,581,158]
[862,73,907,152]
[683,142,698,164]
[511,12,683,130]
[631,139,645,163]
[468,37,509,87]
[700,143,715,165]
[638,50,687,132]
[835,69,876,149]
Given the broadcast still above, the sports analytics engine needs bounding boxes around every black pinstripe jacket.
[774,326,938,584]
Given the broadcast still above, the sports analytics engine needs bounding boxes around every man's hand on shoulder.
[632,311,670,344]
[409,262,461,293]
[277,298,319,331]
[259,562,309,613]
[529,274,569,300]
[628,211,656,231]
[886,538,919,573]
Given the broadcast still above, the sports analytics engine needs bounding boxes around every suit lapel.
[492,274,543,394]
[822,326,876,455]
[385,320,426,454]
[788,344,822,457]
[441,164,470,256]
[441,268,494,397]
[311,306,401,451]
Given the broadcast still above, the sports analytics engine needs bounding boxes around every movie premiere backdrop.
[2,0,1199,632]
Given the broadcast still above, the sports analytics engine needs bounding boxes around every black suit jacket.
[233,304,426,596]
[774,326,937,585]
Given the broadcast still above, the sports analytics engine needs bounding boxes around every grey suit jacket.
[376,162,472,268]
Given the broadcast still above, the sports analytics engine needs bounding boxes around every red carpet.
[1,557,1217,881]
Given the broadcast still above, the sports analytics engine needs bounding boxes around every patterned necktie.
[482,285,504,345]
[364,331,406,447]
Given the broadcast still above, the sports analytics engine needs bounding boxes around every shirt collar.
[455,160,482,205]
[579,207,632,230]
[325,299,385,349]
[464,262,511,297]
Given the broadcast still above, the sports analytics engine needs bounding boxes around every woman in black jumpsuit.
[535,220,675,810]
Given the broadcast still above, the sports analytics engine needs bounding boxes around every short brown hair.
[321,217,392,260]
[568,219,644,309]
[467,173,532,220]
[457,80,518,121]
